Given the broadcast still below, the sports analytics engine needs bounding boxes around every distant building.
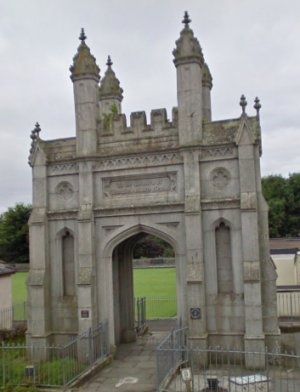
[270,238,300,287]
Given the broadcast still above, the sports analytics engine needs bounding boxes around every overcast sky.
[0,0,299,213]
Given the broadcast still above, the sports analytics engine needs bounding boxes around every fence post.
[2,342,5,386]
[88,327,94,365]
[143,297,146,328]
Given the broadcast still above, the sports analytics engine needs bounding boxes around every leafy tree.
[262,173,300,237]
[262,175,288,237]
[0,203,32,263]
[286,173,300,236]
[133,234,174,259]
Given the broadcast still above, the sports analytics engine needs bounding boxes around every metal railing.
[0,320,109,387]
[156,328,300,391]
[136,297,146,333]
[0,302,27,330]
[277,291,300,320]
[156,326,188,389]
[139,296,177,319]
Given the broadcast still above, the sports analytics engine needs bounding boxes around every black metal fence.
[0,320,109,388]
[156,327,300,391]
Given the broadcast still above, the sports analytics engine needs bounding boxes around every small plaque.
[81,310,90,319]
[190,307,201,319]
[24,365,35,377]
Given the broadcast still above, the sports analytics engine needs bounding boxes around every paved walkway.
[70,320,175,392]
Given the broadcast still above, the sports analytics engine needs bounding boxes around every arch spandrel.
[102,222,179,258]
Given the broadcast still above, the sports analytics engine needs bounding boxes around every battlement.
[98,107,178,144]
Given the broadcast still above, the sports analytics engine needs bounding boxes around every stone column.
[118,241,136,343]
[237,122,265,366]
[27,149,51,351]
[77,161,97,333]
[183,150,207,350]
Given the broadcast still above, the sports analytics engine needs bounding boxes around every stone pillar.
[70,30,100,156]
[255,145,280,350]
[118,241,136,343]
[237,119,265,366]
[202,63,212,122]
[183,150,207,350]
[173,12,204,145]
[77,161,97,333]
[27,148,51,350]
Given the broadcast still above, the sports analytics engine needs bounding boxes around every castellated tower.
[27,12,279,361]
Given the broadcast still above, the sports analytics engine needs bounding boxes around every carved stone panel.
[200,161,239,200]
[102,172,177,198]
[48,176,79,211]
[56,181,74,200]
[210,167,231,189]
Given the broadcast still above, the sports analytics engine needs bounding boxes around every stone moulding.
[93,202,184,217]
[48,162,79,176]
[201,199,240,210]
[93,151,182,172]
[47,210,78,220]
[200,145,237,160]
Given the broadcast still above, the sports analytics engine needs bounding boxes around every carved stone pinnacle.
[182,11,191,28]
[79,28,87,42]
[106,55,113,67]
[240,94,247,114]
[254,96,261,116]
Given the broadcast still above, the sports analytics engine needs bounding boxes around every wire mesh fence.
[0,320,109,387]
[156,327,300,391]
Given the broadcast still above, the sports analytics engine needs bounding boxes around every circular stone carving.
[56,181,74,200]
[210,167,230,189]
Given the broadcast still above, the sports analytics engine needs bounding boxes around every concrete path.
[71,320,176,392]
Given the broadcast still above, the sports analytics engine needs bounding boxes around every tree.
[262,173,300,237]
[262,175,288,237]
[133,234,174,259]
[0,203,32,263]
[286,173,300,236]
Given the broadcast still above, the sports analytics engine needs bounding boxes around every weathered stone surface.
[27,13,279,352]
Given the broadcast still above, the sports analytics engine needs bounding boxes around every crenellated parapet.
[97,107,179,146]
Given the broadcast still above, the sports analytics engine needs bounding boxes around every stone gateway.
[27,13,279,355]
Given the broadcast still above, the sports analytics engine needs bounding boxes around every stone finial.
[28,122,41,166]
[99,57,123,100]
[182,11,191,28]
[173,12,204,67]
[70,29,100,81]
[202,63,213,89]
[79,28,87,42]
[106,55,113,67]
[240,94,247,115]
[254,97,261,116]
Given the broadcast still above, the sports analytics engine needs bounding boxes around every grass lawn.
[12,272,28,304]
[12,267,177,319]
[133,267,176,298]
[134,267,177,318]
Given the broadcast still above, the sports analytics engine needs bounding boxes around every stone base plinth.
[121,328,137,343]
[244,336,266,369]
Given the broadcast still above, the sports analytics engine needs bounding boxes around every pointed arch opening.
[215,221,233,294]
[111,230,177,345]
[62,230,75,297]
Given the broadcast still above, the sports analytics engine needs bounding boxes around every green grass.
[12,272,28,304]
[134,267,177,318]
[11,267,177,319]
[133,267,176,298]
